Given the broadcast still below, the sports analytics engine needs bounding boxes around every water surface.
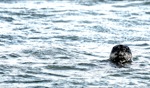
[0,0,150,87]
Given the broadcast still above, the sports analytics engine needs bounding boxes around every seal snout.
[117,51,124,56]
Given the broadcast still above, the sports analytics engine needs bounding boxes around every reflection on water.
[0,0,150,87]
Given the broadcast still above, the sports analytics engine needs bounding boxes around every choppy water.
[0,0,150,87]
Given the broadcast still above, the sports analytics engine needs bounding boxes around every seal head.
[109,45,132,66]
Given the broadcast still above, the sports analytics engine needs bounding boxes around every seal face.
[109,45,132,66]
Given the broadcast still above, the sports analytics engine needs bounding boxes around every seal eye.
[123,48,126,51]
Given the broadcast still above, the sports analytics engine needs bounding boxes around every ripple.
[13,26,30,30]
[0,35,13,40]
[0,34,26,45]
[135,43,149,46]
[30,13,52,18]
[78,63,97,67]
[54,55,70,59]
[143,1,150,5]
[145,12,150,15]
[45,65,88,71]
[27,86,49,88]
[0,16,14,22]
[3,79,51,83]
[112,1,144,8]
[131,75,150,80]
[7,53,21,58]
[28,36,49,40]
[52,20,72,23]
[54,35,80,41]
[42,72,68,77]
[21,48,71,59]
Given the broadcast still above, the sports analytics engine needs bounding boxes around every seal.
[109,44,132,67]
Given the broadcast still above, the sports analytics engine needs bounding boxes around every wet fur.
[109,45,132,67]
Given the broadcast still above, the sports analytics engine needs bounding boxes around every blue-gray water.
[0,0,150,88]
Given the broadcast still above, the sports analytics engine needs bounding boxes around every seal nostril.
[119,52,124,56]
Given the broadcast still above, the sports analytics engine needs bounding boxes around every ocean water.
[0,0,150,87]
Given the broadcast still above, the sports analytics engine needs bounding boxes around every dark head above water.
[109,44,132,66]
